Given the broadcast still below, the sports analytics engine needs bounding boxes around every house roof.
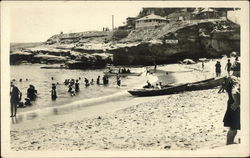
[136,13,167,21]
[199,8,217,13]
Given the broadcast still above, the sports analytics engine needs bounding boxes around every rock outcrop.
[10,18,240,67]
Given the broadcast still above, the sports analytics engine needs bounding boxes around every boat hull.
[128,76,226,97]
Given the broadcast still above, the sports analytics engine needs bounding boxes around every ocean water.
[10,64,146,113]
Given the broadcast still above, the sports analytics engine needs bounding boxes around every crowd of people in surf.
[9,74,122,117]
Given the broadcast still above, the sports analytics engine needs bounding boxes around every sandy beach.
[10,56,239,151]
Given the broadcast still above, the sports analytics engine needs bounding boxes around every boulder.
[66,53,113,69]
[183,59,196,64]
[10,51,34,64]
[32,54,68,64]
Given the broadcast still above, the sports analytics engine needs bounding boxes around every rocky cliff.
[10,18,240,68]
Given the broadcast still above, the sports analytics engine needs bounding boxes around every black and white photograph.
[1,1,249,157]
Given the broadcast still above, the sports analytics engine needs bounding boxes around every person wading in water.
[10,82,22,117]
[75,80,80,92]
[51,83,57,100]
[215,61,221,77]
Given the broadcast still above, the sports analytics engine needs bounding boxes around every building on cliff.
[167,8,193,21]
[135,13,169,29]
[195,8,220,19]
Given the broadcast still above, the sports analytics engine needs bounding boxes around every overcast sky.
[9,2,144,43]
[8,1,241,43]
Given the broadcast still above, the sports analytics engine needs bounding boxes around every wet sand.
[10,57,238,151]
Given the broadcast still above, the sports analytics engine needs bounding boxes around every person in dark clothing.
[68,83,73,93]
[51,83,57,100]
[146,67,150,76]
[231,57,240,77]
[10,82,22,117]
[225,59,232,76]
[70,79,75,84]
[97,76,100,85]
[24,98,32,106]
[84,78,90,87]
[64,79,69,85]
[27,85,37,101]
[223,76,240,145]
[116,75,121,87]
[215,61,221,77]
[143,80,152,88]
[154,63,157,72]
[105,76,109,84]
[75,80,80,92]
[103,75,109,85]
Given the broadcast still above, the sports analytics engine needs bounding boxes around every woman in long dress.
[223,76,240,145]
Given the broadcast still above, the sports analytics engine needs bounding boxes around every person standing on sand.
[10,82,22,117]
[223,76,240,145]
[225,59,232,76]
[231,57,240,77]
[97,76,100,85]
[215,61,221,77]
[202,61,204,70]
[154,62,157,72]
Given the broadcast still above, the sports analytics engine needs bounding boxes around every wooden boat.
[103,71,142,77]
[186,76,226,91]
[128,83,188,96]
[128,76,226,97]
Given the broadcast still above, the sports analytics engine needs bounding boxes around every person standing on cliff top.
[225,59,232,76]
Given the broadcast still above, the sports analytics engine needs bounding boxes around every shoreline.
[10,57,236,151]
